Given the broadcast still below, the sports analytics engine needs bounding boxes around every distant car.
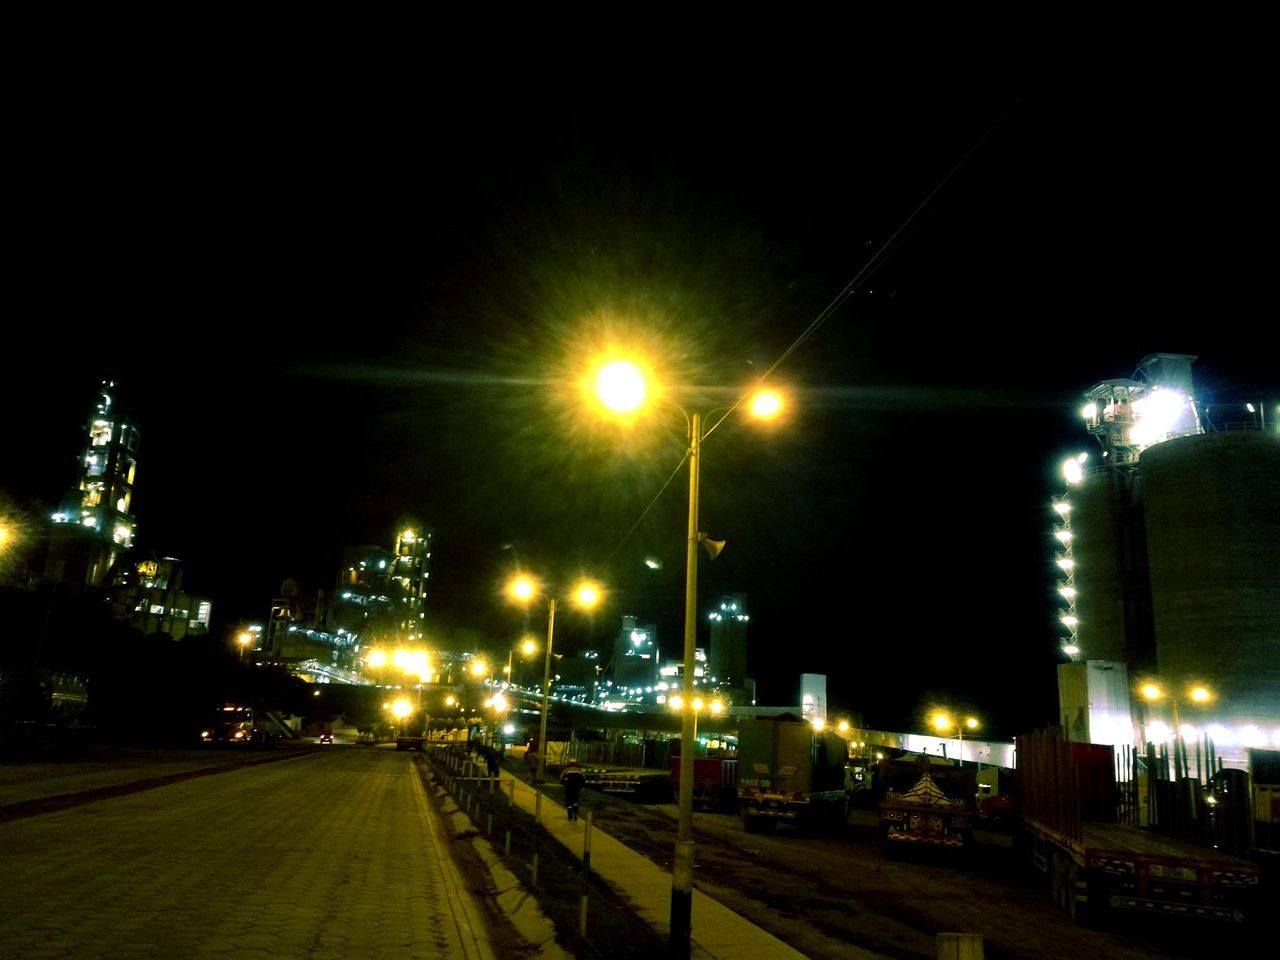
[318,731,334,744]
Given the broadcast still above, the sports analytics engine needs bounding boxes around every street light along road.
[591,356,785,959]
[505,572,603,884]
[930,710,980,763]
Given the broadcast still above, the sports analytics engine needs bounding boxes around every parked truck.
[736,714,847,832]
[1016,727,1262,924]
[670,755,739,811]
[876,754,977,854]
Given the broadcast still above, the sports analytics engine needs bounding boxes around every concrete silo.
[1140,429,1280,729]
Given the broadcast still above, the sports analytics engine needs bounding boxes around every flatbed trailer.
[581,765,672,802]
[1023,815,1261,923]
[1017,728,1261,924]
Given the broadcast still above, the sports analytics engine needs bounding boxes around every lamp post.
[506,636,537,690]
[930,710,979,763]
[593,359,784,959]
[1139,681,1214,779]
[506,574,602,833]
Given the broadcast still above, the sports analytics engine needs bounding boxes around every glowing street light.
[930,710,980,762]
[505,572,603,869]
[669,695,725,758]
[505,636,539,687]
[590,356,785,958]
[1140,680,1214,739]
[236,631,253,661]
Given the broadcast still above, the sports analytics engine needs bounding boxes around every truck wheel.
[1049,853,1068,914]
[1064,860,1081,923]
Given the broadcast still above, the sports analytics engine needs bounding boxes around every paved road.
[0,746,496,960]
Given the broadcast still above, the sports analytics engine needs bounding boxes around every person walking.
[560,759,586,821]
[485,745,500,780]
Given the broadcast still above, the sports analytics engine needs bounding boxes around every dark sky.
[6,49,1274,737]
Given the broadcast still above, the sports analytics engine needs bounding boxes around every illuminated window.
[90,420,113,447]
[81,482,103,507]
[197,602,211,623]
[150,604,165,615]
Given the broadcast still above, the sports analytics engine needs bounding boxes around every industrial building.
[44,380,140,589]
[1052,353,1279,768]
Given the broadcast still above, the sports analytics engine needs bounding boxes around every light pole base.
[670,839,694,958]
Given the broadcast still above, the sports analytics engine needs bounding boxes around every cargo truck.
[876,754,977,854]
[1016,727,1261,924]
[736,714,847,832]
[670,755,739,810]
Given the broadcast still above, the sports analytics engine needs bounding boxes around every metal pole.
[532,597,556,888]
[670,412,700,959]
[536,598,557,807]
[505,777,515,857]
[579,808,593,937]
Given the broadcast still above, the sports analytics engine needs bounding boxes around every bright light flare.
[1189,686,1213,703]
[595,359,647,413]
[508,575,538,603]
[469,659,488,678]
[368,650,387,668]
[1062,453,1088,485]
[520,637,537,657]
[391,698,412,719]
[709,700,724,716]
[1130,388,1187,447]
[573,581,602,609]
[930,711,953,733]
[669,694,684,711]
[1140,683,1164,702]
[748,388,784,420]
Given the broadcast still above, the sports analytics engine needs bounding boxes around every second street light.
[594,357,785,959]
[930,710,980,762]
[506,574,602,848]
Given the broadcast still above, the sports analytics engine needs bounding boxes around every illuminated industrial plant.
[1050,353,1280,764]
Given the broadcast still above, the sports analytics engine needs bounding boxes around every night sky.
[6,52,1274,738]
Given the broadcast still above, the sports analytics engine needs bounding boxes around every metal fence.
[420,743,666,959]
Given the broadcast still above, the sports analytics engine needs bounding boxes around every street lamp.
[506,573,603,834]
[668,694,725,743]
[236,631,253,661]
[506,636,538,689]
[930,710,979,763]
[1140,680,1214,741]
[594,358,784,959]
